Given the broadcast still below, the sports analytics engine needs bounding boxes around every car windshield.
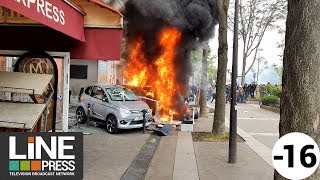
[105,87,140,101]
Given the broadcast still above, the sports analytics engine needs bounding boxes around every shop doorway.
[0,50,70,132]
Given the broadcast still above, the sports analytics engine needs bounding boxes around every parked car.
[76,84,153,134]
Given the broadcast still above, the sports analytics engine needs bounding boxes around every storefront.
[0,0,123,132]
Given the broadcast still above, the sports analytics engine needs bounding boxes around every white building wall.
[69,59,98,106]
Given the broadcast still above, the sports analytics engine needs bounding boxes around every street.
[56,107,151,179]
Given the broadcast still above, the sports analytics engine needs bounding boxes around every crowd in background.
[188,82,281,104]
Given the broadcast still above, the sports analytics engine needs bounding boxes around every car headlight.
[119,107,131,117]
[130,110,141,114]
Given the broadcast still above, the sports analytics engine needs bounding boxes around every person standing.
[211,84,216,103]
[239,86,245,103]
[207,84,213,101]
[226,84,231,103]
[243,83,249,100]
[250,82,257,98]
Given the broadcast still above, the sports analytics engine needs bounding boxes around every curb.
[225,117,274,168]
[260,105,280,113]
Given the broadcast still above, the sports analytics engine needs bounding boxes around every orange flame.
[124,27,182,121]
[123,38,149,87]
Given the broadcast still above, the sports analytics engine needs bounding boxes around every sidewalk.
[83,133,149,180]
[144,103,278,180]
[209,102,280,166]
[225,103,280,149]
[145,131,177,180]
[76,102,279,180]
[193,116,273,180]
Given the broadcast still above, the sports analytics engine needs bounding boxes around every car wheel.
[106,115,118,134]
[76,107,87,124]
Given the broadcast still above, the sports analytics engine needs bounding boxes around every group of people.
[189,82,259,104]
[207,82,257,104]
[207,84,216,103]
[234,82,257,103]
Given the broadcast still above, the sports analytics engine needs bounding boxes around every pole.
[257,59,260,84]
[229,0,239,164]
[142,109,147,134]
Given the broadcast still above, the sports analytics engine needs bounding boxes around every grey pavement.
[83,133,149,180]
[208,101,280,150]
[225,103,280,157]
[64,102,280,180]
[193,112,274,179]
[194,116,214,132]
[195,142,273,180]
[65,107,150,180]
[207,101,280,167]
[173,132,199,180]
[145,133,178,180]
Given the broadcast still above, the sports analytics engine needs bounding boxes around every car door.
[90,86,107,120]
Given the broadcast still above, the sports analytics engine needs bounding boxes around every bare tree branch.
[228,0,287,84]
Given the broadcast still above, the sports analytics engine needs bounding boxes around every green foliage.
[191,50,217,84]
[261,95,280,108]
[265,84,282,98]
[272,64,283,77]
[191,50,202,63]
[207,53,217,83]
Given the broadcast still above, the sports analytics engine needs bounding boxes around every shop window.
[70,65,88,79]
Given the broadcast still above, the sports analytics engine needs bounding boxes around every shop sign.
[0,0,85,41]
[0,132,83,180]
[15,53,56,132]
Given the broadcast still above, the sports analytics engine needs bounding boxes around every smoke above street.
[124,0,218,120]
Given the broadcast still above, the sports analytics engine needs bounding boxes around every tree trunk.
[241,53,246,85]
[274,0,320,179]
[212,0,229,135]
[199,44,209,117]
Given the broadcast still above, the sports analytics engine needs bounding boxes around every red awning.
[71,28,122,60]
[90,0,123,17]
[0,0,86,42]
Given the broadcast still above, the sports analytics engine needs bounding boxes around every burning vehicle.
[76,84,153,134]
[122,0,218,122]
[123,28,199,122]
[76,0,217,130]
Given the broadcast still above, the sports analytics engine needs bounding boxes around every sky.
[209,11,285,85]
[209,26,284,85]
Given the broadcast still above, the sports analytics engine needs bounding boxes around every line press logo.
[0,132,83,180]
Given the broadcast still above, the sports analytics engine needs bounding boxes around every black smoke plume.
[124,0,218,117]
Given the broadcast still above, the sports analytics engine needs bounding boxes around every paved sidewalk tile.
[175,154,198,170]
[145,134,178,180]
[225,117,273,167]
[173,170,199,180]
[83,134,149,180]
[195,142,273,180]
[173,132,199,180]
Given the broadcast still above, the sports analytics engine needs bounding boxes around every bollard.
[141,109,148,134]
[192,107,195,124]
[87,103,91,123]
